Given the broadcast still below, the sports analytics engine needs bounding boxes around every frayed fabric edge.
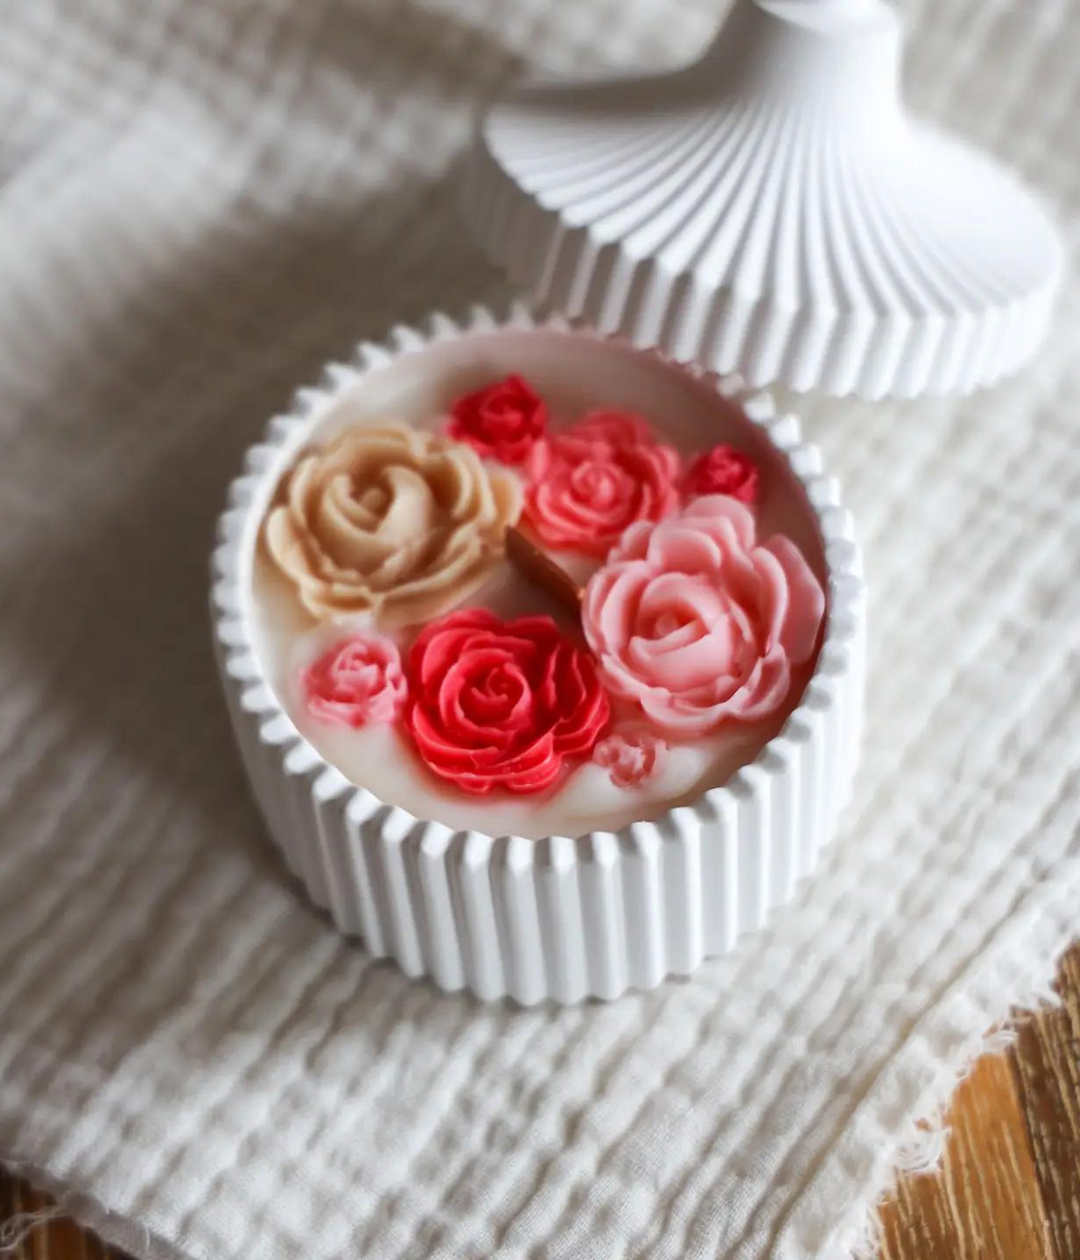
[0,1204,67,1256]
[0,1155,189,1260]
[838,921,1071,1260]
[847,993,1060,1260]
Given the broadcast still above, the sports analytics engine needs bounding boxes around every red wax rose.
[447,374,547,464]
[524,410,681,556]
[404,609,610,795]
[683,444,759,504]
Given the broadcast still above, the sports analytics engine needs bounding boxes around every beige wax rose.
[264,423,522,629]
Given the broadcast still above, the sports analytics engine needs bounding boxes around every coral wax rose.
[404,609,610,795]
[524,411,681,557]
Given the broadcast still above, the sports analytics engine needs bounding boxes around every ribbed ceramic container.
[211,306,865,1004]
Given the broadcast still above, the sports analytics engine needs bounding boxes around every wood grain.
[1011,946,1080,1260]
[878,1051,1051,1260]
[881,941,1080,1260]
[3,942,1080,1260]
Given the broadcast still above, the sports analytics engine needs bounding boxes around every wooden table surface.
[4,943,1079,1260]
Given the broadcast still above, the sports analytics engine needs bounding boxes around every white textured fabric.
[0,2,1077,1258]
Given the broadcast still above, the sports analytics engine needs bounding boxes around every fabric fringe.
[0,1153,164,1260]
[0,1206,66,1255]
[847,984,1064,1260]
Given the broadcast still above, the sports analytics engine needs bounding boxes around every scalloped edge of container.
[210,303,866,1004]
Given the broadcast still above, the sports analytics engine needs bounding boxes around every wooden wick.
[505,525,584,617]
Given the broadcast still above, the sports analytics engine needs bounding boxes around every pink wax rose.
[594,726,668,788]
[302,633,408,728]
[582,496,825,737]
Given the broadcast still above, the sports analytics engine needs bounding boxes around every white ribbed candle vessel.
[211,308,865,1004]
[464,0,1061,398]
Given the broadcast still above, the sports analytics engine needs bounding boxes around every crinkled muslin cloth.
[1,1,1078,1257]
